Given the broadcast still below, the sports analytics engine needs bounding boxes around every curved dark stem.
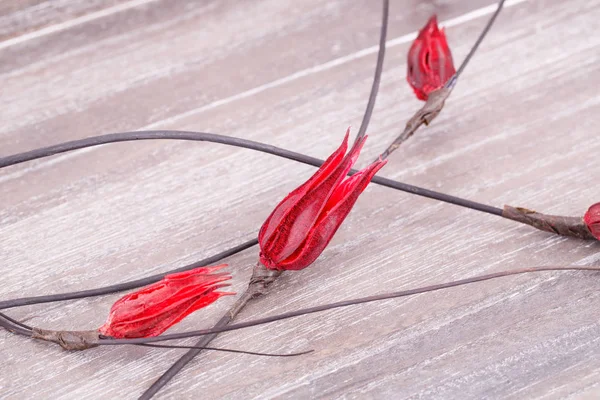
[371,173,501,214]
[135,343,313,358]
[0,131,317,170]
[355,0,388,142]
[0,130,501,217]
[99,266,600,346]
[0,139,500,311]
[0,312,33,330]
[445,0,506,89]
[0,314,32,336]
[0,238,258,310]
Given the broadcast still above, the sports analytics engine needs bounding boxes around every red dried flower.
[99,265,233,338]
[258,129,387,271]
[584,203,600,240]
[407,15,456,101]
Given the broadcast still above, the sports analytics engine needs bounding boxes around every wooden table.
[2,0,600,398]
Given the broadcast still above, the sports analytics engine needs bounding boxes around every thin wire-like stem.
[0,238,258,310]
[135,343,313,357]
[445,0,507,89]
[0,130,502,216]
[0,131,316,169]
[99,266,600,346]
[0,129,502,310]
[0,314,32,336]
[0,312,33,330]
[0,313,308,357]
[355,0,388,141]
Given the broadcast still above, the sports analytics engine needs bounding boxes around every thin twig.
[0,131,500,216]
[99,266,600,346]
[0,132,501,311]
[0,312,309,357]
[135,343,313,357]
[0,314,32,336]
[355,0,389,141]
[446,0,507,89]
[0,312,33,330]
[379,0,506,160]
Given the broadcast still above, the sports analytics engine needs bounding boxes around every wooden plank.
[2,0,600,398]
[0,0,139,41]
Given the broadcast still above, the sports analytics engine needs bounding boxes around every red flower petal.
[259,132,348,244]
[99,265,233,338]
[106,290,229,338]
[259,130,365,267]
[276,158,387,270]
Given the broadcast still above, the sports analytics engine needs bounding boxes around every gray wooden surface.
[2,0,600,398]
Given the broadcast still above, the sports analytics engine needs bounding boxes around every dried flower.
[258,129,387,271]
[99,265,233,338]
[407,15,456,101]
[584,203,600,240]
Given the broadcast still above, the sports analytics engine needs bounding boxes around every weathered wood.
[2,0,600,398]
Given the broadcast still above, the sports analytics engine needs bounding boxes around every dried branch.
[502,205,596,240]
[379,0,507,160]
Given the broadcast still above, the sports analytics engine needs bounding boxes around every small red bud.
[407,15,456,101]
[584,203,600,240]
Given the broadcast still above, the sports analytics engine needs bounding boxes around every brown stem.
[138,263,281,400]
[502,205,596,240]
[19,316,306,357]
[379,88,451,160]
[31,328,100,350]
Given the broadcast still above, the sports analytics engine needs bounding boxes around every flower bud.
[99,265,233,338]
[259,129,386,271]
[407,15,455,101]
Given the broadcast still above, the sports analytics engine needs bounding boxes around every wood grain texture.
[0,0,138,41]
[2,0,600,399]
